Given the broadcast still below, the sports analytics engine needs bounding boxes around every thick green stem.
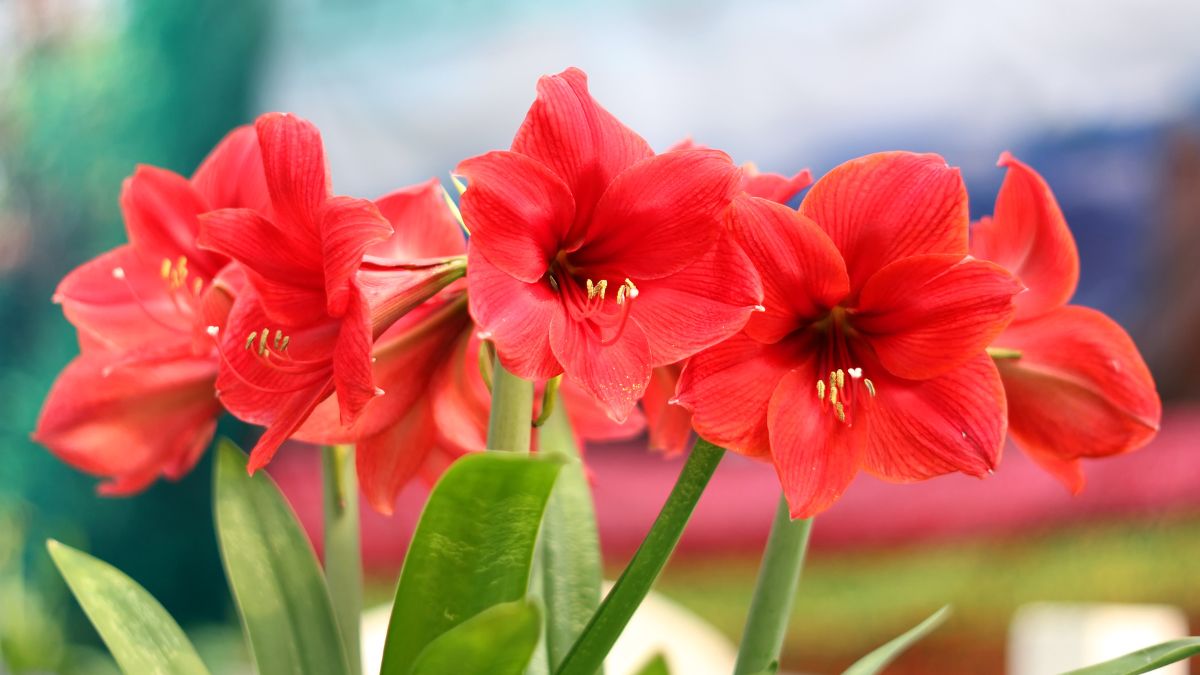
[322,445,363,675]
[733,493,812,675]
[555,439,726,675]
[486,353,534,453]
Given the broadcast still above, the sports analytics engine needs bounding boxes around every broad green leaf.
[634,653,671,675]
[411,600,542,675]
[213,439,350,675]
[1063,637,1200,675]
[842,605,951,675]
[379,453,564,675]
[47,540,209,675]
[536,395,604,672]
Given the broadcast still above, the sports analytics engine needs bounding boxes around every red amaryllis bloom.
[677,152,1023,518]
[34,126,268,493]
[460,67,763,421]
[295,179,641,512]
[199,113,465,471]
[971,152,1161,492]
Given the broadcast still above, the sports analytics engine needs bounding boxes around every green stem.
[322,445,363,675]
[733,493,812,675]
[555,439,726,675]
[486,352,534,453]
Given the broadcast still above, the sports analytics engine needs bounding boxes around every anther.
[836,369,845,389]
[258,327,269,355]
[192,278,203,295]
[836,401,846,422]
[245,331,258,349]
[865,379,876,397]
[160,259,171,279]
[830,385,839,407]
[280,336,290,351]
[273,330,283,350]
[816,380,826,400]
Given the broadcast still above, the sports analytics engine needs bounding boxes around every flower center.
[550,261,640,347]
[816,366,876,425]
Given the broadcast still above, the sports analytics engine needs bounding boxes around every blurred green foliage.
[0,1,271,668]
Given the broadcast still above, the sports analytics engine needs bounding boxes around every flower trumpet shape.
[972,152,1161,492]
[460,67,763,422]
[35,126,268,493]
[677,152,1023,518]
[198,113,465,472]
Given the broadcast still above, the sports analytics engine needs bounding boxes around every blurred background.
[2,1,1200,673]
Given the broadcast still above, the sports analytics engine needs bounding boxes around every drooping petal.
[318,196,393,317]
[370,178,467,260]
[561,376,646,443]
[1022,444,1086,494]
[511,67,654,238]
[799,151,969,294]
[549,306,652,422]
[767,367,865,519]
[34,351,220,493]
[121,165,227,278]
[675,333,804,458]
[456,150,576,282]
[995,306,1161,467]
[970,152,1079,320]
[245,379,336,473]
[572,149,742,280]
[726,195,850,343]
[466,244,564,380]
[191,125,270,212]
[853,254,1021,380]
[743,166,813,204]
[255,112,330,238]
[631,232,762,366]
[642,364,693,456]
[54,245,190,351]
[356,399,439,515]
[331,287,377,424]
[862,353,1005,482]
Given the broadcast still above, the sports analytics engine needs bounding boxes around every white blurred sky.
[256,0,1200,197]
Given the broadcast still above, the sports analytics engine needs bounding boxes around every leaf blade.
[213,439,350,675]
[411,600,542,675]
[47,539,209,675]
[1063,637,1200,675]
[842,606,951,675]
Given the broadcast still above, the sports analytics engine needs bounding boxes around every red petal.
[356,400,438,515]
[675,333,803,458]
[996,306,1161,466]
[799,151,969,294]
[318,196,393,317]
[370,178,466,260]
[643,364,694,456]
[34,351,219,492]
[511,67,654,238]
[1023,445,1086,494]
[256,112,330,235]
[971,152,1079,320]
[246,379,336,473]
[853,254,1021,380]
[571,149,742,280]
[768,367,865,518]
[727,195,849,343]
[331,287,377,424]
[562,376,647,442]
[121,165,227,278]
[863,353,1005,482]
[631,232,762,366]
[198,208,322,283]
[190,125,270,212]
[466,244,564,379]
[457,151,575,282]
[430,332,490,457]
[549,306,652,423]
[55,245,191,351]
[743,167,813,204]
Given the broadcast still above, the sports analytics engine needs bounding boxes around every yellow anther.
[816,380,826,400]
[258,327,269,355]
[586,278,608,300]
[280,335,290,351]
[865,378,876,397]
[245,331,258,350]
[836,401,846,422]
[836,369,845,389]
[161,258,172,279]
[617,278,638,305]
[273,330,283,350]
[829,385,839,407]
[192,278,203,295]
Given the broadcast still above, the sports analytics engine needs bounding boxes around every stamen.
[160,259,172,279]
[258,327,269,355]
[836,369,845,389]
[245,331,258,350]
[817,366,876,425]
[830,385,839,406]
[864,379,876,397]
[273,329,283,350]
[816,380,825,400]
[280,336,290,351]
[836,401,846,422]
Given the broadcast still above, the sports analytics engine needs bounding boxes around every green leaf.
[411,600,542,675]
[536,394,604,672]
[47,540,209,675]
[842,605,951,675]
[1063,637,1200,675]
[379,452,564,675]
[213,439,350,675]
[634,653,671,675]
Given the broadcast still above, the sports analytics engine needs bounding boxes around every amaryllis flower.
[460,67,763,421]
[198,113,465,471]
[294,179,641,512]
[971,152,1161,492]
[677,152,1023,518]
[34,126,268,493]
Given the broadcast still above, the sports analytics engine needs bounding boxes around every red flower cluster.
[36,67,1160,519]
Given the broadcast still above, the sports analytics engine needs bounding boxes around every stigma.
[815,366,875,424]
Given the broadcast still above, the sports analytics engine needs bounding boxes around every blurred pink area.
[269,405,1200,576]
